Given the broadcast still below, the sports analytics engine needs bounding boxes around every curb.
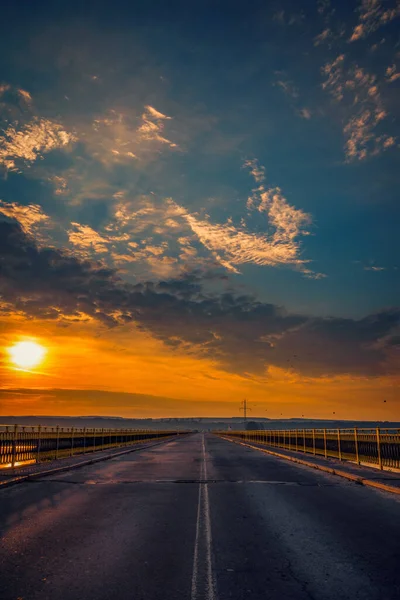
[221,437,400,497]
[0,436,178,491]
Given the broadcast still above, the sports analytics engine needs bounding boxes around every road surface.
[0,433,399,600]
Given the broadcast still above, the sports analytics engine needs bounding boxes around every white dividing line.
[191,434,217,600]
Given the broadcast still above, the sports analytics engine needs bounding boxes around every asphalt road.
[1,433,399,600]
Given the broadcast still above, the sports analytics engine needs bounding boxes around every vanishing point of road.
[1,433,399,600]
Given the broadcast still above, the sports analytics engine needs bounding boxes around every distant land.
[0,416,399,431]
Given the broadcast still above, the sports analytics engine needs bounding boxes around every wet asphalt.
[0,433,399,600]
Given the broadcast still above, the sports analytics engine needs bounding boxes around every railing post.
[312,429,316,455]
[37,425,42,463]
[55,425,60,460]
[295,429,298,452]
[288,430,291,451]
[323,428,327,458]
[337,429,342,461]
[83,427,86,454]
[101,428,104,450]
[11,424,18,468]
[303,429,306,453]
[354,427,359,465]
[70,427,75,457]
[376,427,382,470]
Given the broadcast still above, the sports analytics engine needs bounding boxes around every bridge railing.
[0,425,184,468]
[217,428,400,471]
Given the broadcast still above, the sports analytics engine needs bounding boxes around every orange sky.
[1,317,398,420]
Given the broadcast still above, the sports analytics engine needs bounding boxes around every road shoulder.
[220,436,400,496]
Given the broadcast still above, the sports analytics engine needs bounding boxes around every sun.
[8,341,47,370]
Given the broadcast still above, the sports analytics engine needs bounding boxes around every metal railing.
[217,428,400,471]
[0,424,184,469]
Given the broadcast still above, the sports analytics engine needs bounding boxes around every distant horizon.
[1,414,399,424]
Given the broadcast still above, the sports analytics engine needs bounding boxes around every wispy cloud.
[137,105,177,148]
[0,117,76,172]
[314,28,333,46]
[386,63,400,83]
[322,55,395,160]
[86,104,178,166]
[364,265,386,271]
[173,161,313,275]
[343,66,393,160]
[275,77,299,99]
[242,159,265,183]
[349,0,400,42]
[322,54,346,101]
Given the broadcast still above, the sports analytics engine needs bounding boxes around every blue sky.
[0,0,399,416]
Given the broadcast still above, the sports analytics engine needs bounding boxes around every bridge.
[1,430,400,599]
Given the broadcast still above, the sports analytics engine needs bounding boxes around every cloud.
[342,66,394,160]
[143,105,171,121]
[386,64,400,83]
[62,196,205,278]
[176,186,311,274]
[0,201,50,235]
[98,165,315,278]
[322,54,346,101]
[364,265,386,271]
[138,105,177,148]
[51,175,69,195]
[0,220,398,377]
[299,108,312,120]
[349,0,400,42]
[0,117,76,172]
[68,222,111,255]
[83,104,178,167]
[322,56,395,160]
[242,159,265,183]
[275,78,299,99]
[314,28,332,46]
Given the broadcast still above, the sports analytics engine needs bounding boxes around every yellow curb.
[220,436,400,496]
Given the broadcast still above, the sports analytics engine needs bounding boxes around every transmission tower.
[240,399,251,423]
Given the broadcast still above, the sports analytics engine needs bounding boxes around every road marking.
[191,435,217,600]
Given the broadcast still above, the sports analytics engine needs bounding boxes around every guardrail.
[0,424,185,468]
[217,428,400,471]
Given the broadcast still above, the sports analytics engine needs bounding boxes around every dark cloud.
[1,219,399,376]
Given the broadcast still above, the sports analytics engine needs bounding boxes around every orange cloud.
[0,117,76,171]
[0,201,50,235]
[349,0,400,42]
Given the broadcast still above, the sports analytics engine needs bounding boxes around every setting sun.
[8,341,47,370]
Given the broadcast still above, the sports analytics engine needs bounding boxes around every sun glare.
[8,341,47,370]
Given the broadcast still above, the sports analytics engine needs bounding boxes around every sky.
[0,0,399,420]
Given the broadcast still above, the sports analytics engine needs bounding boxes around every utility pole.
[240,399,249,424]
